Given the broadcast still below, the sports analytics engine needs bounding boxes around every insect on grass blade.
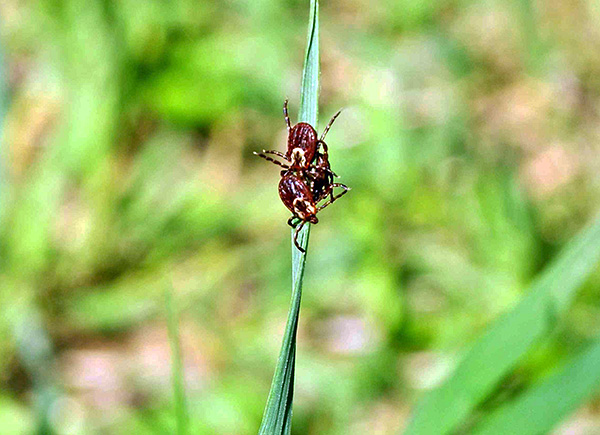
[258,1,319,434]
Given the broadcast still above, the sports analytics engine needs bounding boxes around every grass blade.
[258,1,319,434]
[299,0,319,127]
[403,213,600,435]
[165,288,189,435]
[470,338,600,435]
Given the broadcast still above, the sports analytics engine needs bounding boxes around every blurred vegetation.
[1,0,600,434]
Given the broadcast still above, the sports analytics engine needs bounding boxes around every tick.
[254,99,341,173]
[279,171,349,253]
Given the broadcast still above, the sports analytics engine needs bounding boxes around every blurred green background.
[2,0,600,434]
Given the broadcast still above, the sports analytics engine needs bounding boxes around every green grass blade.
[165,289,189,435]
[299,0,319,127]
[258,1,318,434]
[470,337,600,435]
[403,213,600,435]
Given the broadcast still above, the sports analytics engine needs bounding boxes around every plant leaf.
[470,337,600,435]
[258,1,318,434]
[299,0,319,127]
[403,213,600,435]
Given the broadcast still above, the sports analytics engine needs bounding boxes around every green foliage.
[471,337,600,435]
[404,214,600,435]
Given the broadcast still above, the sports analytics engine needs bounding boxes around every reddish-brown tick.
[253,99,340,174]
[279,171,348,252]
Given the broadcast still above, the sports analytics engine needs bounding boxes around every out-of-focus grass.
[404,213,600,434]
[1,0,600,434]
[471,336,600,435]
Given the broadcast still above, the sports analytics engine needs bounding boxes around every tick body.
[279,172,319,224]
[278,172,318,252]
[286,122,317,168]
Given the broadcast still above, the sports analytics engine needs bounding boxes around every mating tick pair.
[254,100,350,253]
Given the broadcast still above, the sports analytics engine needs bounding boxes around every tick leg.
[330,183,350,202]
[316,139,328,156]
[283,99,291,133]
[320,109,342,141]
[325,167,339,178]
[253,152,289,169]
[262,149,287,159]
[293,220,307,253]
[327,176,335,203]
[316,179,335,204]
[318,183,350,211]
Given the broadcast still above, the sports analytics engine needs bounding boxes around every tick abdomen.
[286,122,317,164]
[278,172,315,215]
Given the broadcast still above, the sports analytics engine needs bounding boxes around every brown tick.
[279,171,348,253]
[253,99,340,175]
